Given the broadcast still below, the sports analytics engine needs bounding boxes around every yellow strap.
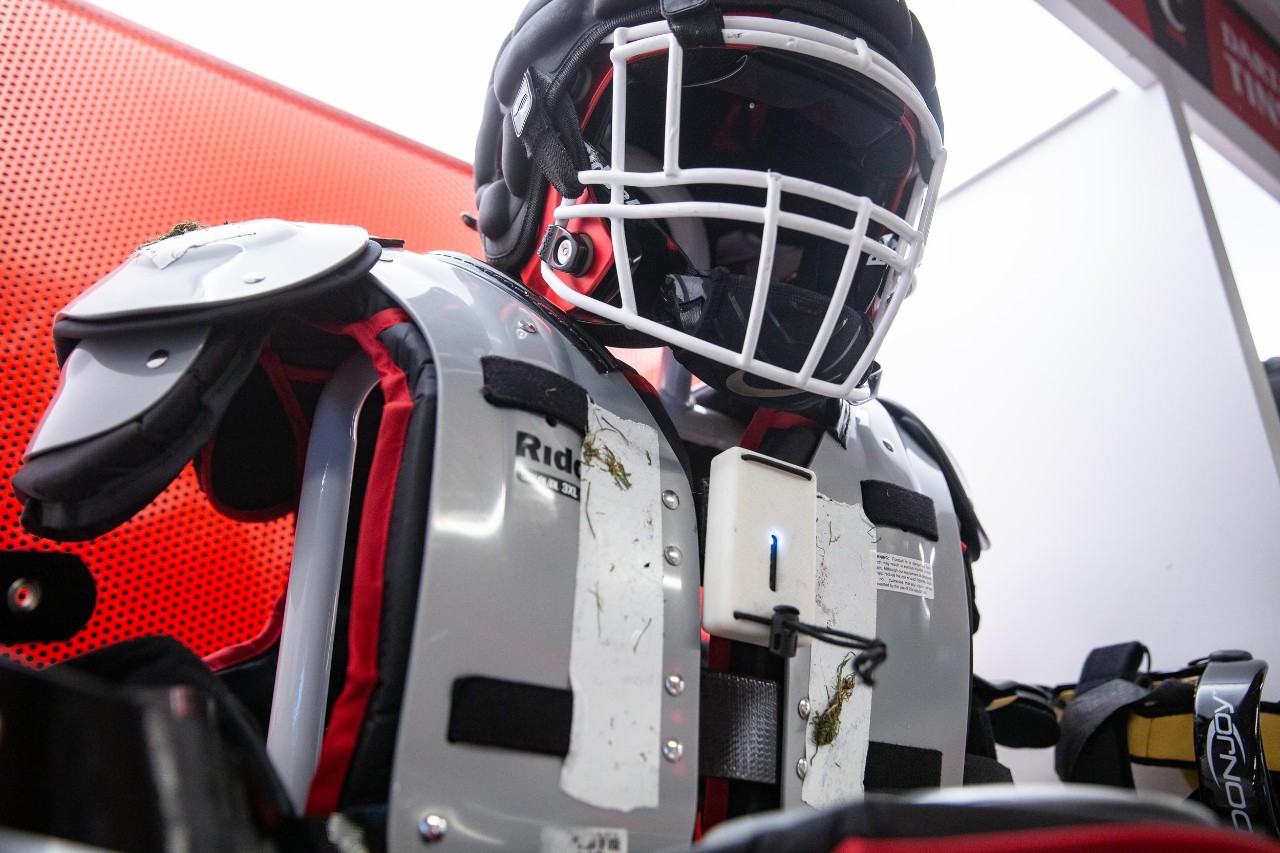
[1128,710,1280,769]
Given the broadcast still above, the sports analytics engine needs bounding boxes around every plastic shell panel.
[377,253,701,851]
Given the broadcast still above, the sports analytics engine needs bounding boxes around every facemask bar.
[542,16,947,402]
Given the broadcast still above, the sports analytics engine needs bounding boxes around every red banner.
[1106,0,1280,154]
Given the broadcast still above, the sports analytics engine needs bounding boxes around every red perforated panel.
[1,0,480,667]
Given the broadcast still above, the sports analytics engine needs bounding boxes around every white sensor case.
[702,447,818,646]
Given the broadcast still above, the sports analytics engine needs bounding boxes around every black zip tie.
[733,605,887,686]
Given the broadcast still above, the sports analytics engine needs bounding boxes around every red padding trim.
[831,823,1280,853]
[739,408,820,453]
[620,363,661,398]
[304,307,414,814]
[258,341,313,487]
[203,589,286,672]
[280,363,334,384]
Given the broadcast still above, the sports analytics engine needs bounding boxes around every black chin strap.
[568,271,705,350]
[661,0,726,48]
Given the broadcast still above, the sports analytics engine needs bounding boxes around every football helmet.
[475,0,945,405]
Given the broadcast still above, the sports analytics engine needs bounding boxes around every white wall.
[878,83,1280,698]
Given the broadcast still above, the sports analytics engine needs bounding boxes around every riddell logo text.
[1208,694,1254,831]
[516,431,582,478]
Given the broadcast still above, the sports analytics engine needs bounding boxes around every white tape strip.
[803,496,878,808]
[560,403,664,811]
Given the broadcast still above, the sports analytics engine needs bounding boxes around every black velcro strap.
[661,0,725,48]
[699,669,778,783]
[510,70,586,199]
[861,480,938,541]
[481,356,589,433]
[447,676,573,758]
[864,740,942,790]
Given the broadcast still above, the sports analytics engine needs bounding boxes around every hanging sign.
[1107,0,1280,155]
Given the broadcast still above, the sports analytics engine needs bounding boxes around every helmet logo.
[512,72,535,137]
[725,370,805,398]
[1157,0,1188,34]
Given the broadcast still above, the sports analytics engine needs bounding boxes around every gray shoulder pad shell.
[61,219,370,322]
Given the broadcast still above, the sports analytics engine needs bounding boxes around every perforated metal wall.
[1,0,479,666]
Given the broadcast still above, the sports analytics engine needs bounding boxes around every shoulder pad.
[61,219,370,322]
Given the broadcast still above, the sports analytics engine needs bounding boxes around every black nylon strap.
[661,0,725,47]
[861,479,939,541]
[1055,642,1150,787]
[699,669,778,783]
[447,676,573,758]
[481,356,589,433]
[510,70,586,199]
[1055,678,1151,785]
[1078,641,1149,695]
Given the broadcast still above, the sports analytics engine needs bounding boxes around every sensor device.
[702,447,818,646]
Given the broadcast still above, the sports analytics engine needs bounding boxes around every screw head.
[517,319,538,334]
[145,350,169,369]
[882,439,895,452]
[418,814,448,843]
[555,236,576,266]
[664,545,683,566]
[661,490,680,510]
[7,578,40,614]
[243,271,267,284]
[797,697,812,720]
[796,757,809,780]
[664,674,685,696]
[662,739,684,762]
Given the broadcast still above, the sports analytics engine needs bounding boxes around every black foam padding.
[14,324,270,542]
[340,317,439,809]
[975,677,1060,750]
[864,740,942,791]
[481,355,589,433]
[861,479,938,542]
[447,676,574,758]
[0,550,95,643]
[699,669,779,783]
[990,698,1061,750]
[204,364,298,517]
[963,753,1014,785]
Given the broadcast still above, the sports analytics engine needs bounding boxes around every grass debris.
[813,655,856,748]
[141,219,207,248]
[582,432,632,490]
